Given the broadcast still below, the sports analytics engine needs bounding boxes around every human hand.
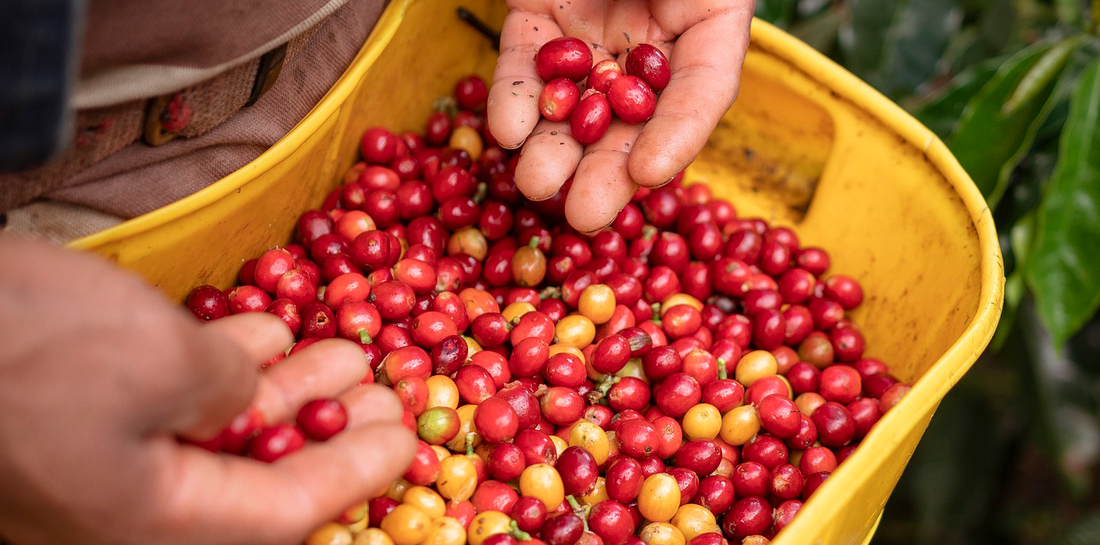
[0,235,415,545]
[487,0,754,234]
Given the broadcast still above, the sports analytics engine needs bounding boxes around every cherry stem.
[586,375,620,404]
[540,286,561,300]
[717,358,727,380]
[565,495,590,531]
[528,236,541,248]
[473,182,488,203]
[465,432,477,456]
[359,330,373,344]
[508,520,532,541]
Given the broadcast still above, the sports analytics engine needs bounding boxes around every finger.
[253,338,369,424]
[163,422,416,543]
[566,121,643,234]
[487,11,564,149]
[514,119,585,200]
[340,383,405,427]
[175,313,292,438]
[203,312,294,365]
[628,6,754,187]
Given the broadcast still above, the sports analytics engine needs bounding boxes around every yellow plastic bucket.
[71,1,1004,543]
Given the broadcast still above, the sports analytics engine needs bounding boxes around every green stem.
[565,496,590,531]
[508,520,532,541]
[359,330,373,344]
[473,182,488,203]
[465,432,477,457]
[539,286,561,300]
[717,358,727,380]
[528,236,541,248]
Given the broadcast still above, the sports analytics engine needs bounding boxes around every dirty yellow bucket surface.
[72,1,1004,543]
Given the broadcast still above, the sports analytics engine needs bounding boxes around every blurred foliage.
[754,0,1100,542]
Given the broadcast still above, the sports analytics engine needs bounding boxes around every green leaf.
[1018,297,1100,496]
[947,39,1075,208]
[1025,56,1100,347]
[876,0,964,98]
[1003,37,1081,114]
[913,56,1004,139]
[755,0,798,27]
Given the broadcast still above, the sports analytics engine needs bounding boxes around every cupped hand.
[0,235,415,545]
[488,0,754,233]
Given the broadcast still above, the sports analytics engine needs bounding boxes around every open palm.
[488,0,755,233]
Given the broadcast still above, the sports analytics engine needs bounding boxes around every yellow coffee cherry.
[436,455,477,502]
[445,405,480,452]
[640,522,686,545]
[385,479,412,501]
[720,405,760,446]
[306,523,353,545]
[449,126,484,161]
[423,516,467,545]
[569,420,611,465]
[579,476,609,506]
[426,375,460,409]
[660,294,703,316]
[403,486,446,519]
[556,315,596,349]
[550,435,569,458]
[578,284,616,324]
[353,528,395,545]
[638,473,681,522]
[503,301,536,322]
[671,504,719,541]
[519,463,565,511]
[380,504,432,545]
[682,403,722,440]
[467,510,512,545]
[735,350,778,386]
[430,445,450,463]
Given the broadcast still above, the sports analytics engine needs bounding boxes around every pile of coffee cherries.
[184,73,912,545]
[535,38,669,144]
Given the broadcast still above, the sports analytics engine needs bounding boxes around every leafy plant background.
[753,0,1100,541]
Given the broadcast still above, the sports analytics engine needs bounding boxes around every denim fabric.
[0,0,84,173]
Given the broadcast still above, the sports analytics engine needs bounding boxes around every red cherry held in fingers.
[296,398,348,441]
[608,76,656,124]
[625,44,671,92]
[249,424,306,463]
[570,90,612,145]
[588,59,624,94]
[535,37,593,82]
[540,78,581,122]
